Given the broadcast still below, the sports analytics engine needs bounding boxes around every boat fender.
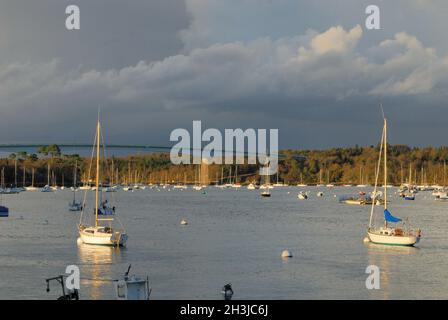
[115,280,128,300]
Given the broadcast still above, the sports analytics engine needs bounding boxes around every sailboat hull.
[367,231,419,246]
[261,192,271,197]
[343,199,372,205]
[79,227,127,246]
[0,206,9,217]
[24,187,39,192]
[69,205,82,212]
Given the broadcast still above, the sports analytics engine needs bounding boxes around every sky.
[0,0,447,150]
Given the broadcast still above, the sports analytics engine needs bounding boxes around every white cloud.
[1,19,447,147]
[309,25,363,55]
[1,25,446,116]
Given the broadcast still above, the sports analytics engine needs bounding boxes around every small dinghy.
[404,194,415,200]
[221,283,234,300]
[69,201,83,212]
[298,191,308,200]
[41,185,53,192]
[261,190,271,197]
[114,265,151,300]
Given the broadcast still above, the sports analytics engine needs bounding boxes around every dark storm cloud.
[0,0,447,149]
[0,0,188,69]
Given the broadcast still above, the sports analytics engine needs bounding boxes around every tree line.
[1,144,448,187]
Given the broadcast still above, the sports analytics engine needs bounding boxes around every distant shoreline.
[0,143,447,188]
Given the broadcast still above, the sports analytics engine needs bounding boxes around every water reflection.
[366,243,419,299]
[77,240,124,300]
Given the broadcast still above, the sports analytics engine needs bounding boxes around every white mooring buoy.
[181,219,188,225]
[281,250,293,258]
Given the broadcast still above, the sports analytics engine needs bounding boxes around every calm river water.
[0,186,444,299]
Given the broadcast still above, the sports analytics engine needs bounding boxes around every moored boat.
[78,116,128,247]
[365,115,421,247]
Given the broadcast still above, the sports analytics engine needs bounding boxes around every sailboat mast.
[235,165,238,184]
[111,159,114,186]
[384,118,387,210]
[74,160,77,187]
[444,160,447,187]
[23,166,26,187]
[400,162,403,185]
[368,121,385,229]
[73,160,77,202]
[14,159,17,187]
[229,166,232,184]
[95,120,100,228]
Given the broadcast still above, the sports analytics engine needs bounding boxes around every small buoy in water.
[281,250,293,258]
[363,237,370,243]
[181,219,188,225]
[221,283,233,300]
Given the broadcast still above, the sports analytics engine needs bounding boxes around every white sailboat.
[297,173,307,187]
[193,165,203,191]
[122,162,133,191]
[247,182,257,190]
[232,165,242,188]
[261,164,271,197]
[69,161,82,212]
[223,166,233,188]
[273,171,285,187]
[366,117,421,247]
[41,164,54,192]
[25,168,39,191]
[356,166,367,187]
[316,168,324,187]
[173,173,188,189]
[78,118,128,247]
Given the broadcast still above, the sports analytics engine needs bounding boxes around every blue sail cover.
[384,209,402,223]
